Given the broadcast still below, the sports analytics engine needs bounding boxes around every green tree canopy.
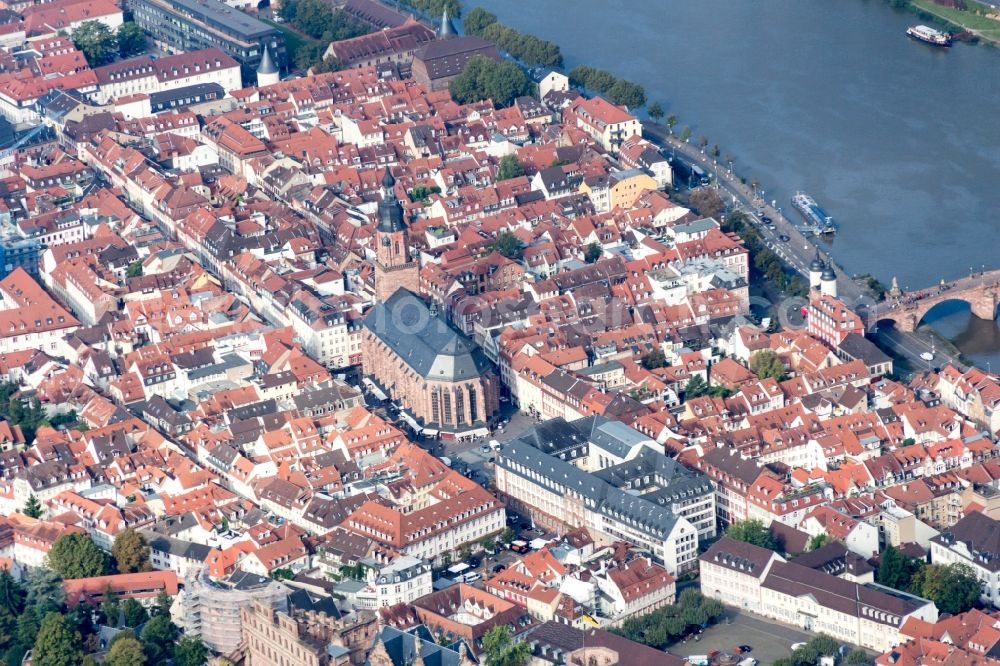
[106,635,146,666]
[648,101,665,122]
[479,22,562,68]
[606,79,646,108]
[102,584,121,626]
[47,533,108,579]
[394,0,460,18]
[32,612,82,666]
[281,0,371,44]
[122,598,148,628]
[911,562,982,615]
[807,533,833,551]
[140,614,179,665]
[23,493,42,519]
[750,349,786,381]
[497,154,525,181]
[611,589,724,648]
[153,590,171,618]
[462,7,497,36]
[116,22,146,58]
[688,186,724,220]
[72,21,117,67]
[877,544,920,591]
[684,375,708,399]
[481,624,531,666]
[641,348,667,370]
[845,648,873,665]
[312,55,344,74]
[726,519,777,550]
[449,55,535,108]
[0,568,24,616]
[25,568,65,617]
[15,610,40,651]
[173,636,208,666]
[0,605,15,652]
[489,231,525,261]
[584,241,603,263]
[112,528,151,574]
[569,65,615,94]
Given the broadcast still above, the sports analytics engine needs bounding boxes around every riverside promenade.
[641,121,864,305]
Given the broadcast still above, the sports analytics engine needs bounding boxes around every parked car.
[467,557,481,568]
[737,645,753,654]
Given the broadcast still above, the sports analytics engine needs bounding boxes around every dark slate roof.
[293,383,362,412]
[342,0,409,29]
[414,36,499,81]
[363,289,493,381]
[288,588,341,618]
[376,626,470,666]
[769,521,810,556]
[524,621,686,666]
[838,332,891,366]
[701,446,765,486]
[792,541,874,578]
[142,532,212,561]
[762,560,930,626]
[149,82,224,109]
[933,511,1000,572]
[497,417,712,542]
[701,537,779,578]
[148,512,200,537]
[159,0,277,39]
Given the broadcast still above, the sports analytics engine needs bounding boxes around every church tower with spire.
[375,168,419,302]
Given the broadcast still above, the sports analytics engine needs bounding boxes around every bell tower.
[375,168,419,301]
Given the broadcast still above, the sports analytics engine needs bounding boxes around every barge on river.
[791,192,837,236]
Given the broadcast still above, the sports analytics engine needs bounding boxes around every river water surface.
[477,0,1000,366]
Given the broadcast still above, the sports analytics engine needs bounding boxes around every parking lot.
[668,609,814,665]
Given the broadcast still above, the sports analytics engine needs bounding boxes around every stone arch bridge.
[869,272,1000,333]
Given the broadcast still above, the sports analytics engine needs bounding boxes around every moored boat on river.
[792,192,837,235]
[907,25,951,46]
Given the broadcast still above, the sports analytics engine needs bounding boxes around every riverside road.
[642,121,864,304]
[642,121,965,375]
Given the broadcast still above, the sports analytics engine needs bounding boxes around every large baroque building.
[701,538,937,653]
[494,416,715,574]
[362,288,500,435]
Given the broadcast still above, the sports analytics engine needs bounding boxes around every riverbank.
[905,0,1000,45]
